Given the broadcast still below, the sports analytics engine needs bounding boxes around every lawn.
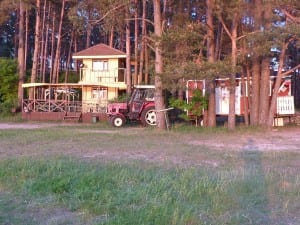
[0,122,299,225]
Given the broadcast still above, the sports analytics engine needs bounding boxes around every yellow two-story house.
[72,43,127,113]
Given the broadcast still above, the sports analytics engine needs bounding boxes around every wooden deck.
[22,99,107,123]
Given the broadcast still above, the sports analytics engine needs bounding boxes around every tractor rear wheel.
[111,115,125,127]
[141,106,156,126]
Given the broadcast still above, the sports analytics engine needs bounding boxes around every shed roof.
[72,43,126,59]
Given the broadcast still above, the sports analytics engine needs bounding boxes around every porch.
[21,83,116,123]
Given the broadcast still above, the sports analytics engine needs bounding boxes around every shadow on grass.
[240,138,271,225]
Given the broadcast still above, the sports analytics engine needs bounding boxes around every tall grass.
[0,157,299,225]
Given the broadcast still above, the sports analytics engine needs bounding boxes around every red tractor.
[106,85,156,127]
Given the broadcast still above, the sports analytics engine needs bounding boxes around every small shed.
[185,76,295,126]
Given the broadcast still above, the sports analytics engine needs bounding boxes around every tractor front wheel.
[110,115,125,127]
[141,106,156,127]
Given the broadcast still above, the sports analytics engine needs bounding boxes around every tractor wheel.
[141,106,156,126]
[111,115,125,127]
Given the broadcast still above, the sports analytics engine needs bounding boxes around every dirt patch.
[185,128,300,152]
[0,122,55,129]
[1,122,300,167]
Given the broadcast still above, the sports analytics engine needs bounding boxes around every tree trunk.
[250,0,262,125]
[258,2,272,126]
[134,0,138,85]
[258,58,271,125]
[227,77,236,130]
[206,0,216,128]
[138,0,146,85]
[215,22,223,60]
[228,12,238,130]
[42,2,50,82]
[153,0,166,129]
[30,0,41,99]
[86,11,92,48]
[206,0,215,63]
[242,70,249,126]
[207,80,216,127]
[40,0,47,83]
[24,7,29,73]
[144,40,149,84]
[250,58,260,125]
[17,0,25,109]
[52,0,65,83]
[50,6,56,83]
[125,7,132,95]
[267,43,288,128]
[109,26,114,47]
[65,30,74,83]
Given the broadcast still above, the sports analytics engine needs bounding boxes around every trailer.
[186,76,295,126]
[215,78,249,116]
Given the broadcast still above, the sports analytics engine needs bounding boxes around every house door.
[92,87,108,111]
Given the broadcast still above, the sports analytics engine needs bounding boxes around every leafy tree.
[0,58,18,114]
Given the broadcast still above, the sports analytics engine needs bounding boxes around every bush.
[169,89,208,121]
[108,93,130,103]
[0,58,18,114]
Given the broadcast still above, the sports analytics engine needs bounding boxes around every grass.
[0,113,23,122]
[0,157,299,225]
[0,158,292,224]
[0,121,299,224]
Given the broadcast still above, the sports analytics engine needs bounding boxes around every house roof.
[72,43,126,59]
[22,82,127,90]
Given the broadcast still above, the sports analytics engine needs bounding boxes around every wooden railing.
[22,99,109,113]
[277,96,295,115]
[79,68,126,83]
[23,99,82,113]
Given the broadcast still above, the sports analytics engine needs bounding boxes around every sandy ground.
[1,122,300,153]
[0,122,56,129]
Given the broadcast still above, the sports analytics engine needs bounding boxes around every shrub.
[0,58,18,114]
[169,89,208,121]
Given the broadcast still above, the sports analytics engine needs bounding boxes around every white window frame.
[92,60,108,71]
[92,88,108,99]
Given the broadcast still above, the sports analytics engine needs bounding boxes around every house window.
[93,60,108,71]
[92,88,107,99]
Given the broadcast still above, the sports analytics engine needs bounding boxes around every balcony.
[79,68,126,84]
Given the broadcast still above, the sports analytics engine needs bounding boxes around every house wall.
[81,86,119,113]
[77,58,125,113]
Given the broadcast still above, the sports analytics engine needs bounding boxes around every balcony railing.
[79,68,126,84]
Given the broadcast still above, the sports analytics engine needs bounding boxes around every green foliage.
[0,58,18,114]
[108,93,130,103]
[162,23,205,62]
[160,22,207,90]
[58,71,80,83]
[162,60,239,91]
[170,89,208,121]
